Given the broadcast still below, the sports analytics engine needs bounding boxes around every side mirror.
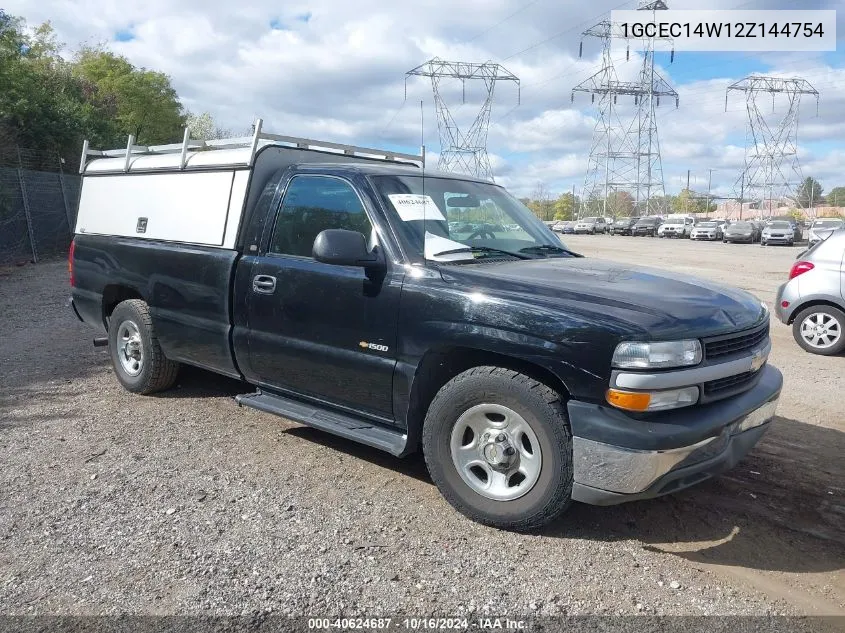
[313,229,381,268]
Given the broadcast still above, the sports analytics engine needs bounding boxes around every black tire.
[422,367,573,531]
[791,305,845,356]
[108,299,180,394]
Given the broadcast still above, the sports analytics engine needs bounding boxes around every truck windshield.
[370,175,571,262]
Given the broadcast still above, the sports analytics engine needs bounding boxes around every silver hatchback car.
[775,229,845,355]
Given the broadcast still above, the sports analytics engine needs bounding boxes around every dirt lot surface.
[0,237,843,618]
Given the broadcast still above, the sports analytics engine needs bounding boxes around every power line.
[463,0,549,45]
[498,0,637,62]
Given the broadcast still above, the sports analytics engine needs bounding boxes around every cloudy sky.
[7,0,845,199]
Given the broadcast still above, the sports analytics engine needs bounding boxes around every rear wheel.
[792,306,845,356]
[422,367,573,531]
[108,299,180,394]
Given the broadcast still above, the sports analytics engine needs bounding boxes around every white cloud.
[6,0,845,197]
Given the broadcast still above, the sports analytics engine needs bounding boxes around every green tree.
[0,13,186,157]
[74,46,186,145]
[825,186,845,208]
[796,177,823,209]
[0,19,94,157]
[672,189,695,213]
[553,192,576,220]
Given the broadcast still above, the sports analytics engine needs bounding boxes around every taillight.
[68,239,76,287]
[789,261,814,280]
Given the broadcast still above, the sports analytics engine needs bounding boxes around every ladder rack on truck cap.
[79,117,426,175]
[74,118,426,252]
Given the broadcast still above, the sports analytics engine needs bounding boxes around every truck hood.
[439,257,767,339]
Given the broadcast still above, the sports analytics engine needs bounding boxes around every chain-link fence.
[0,146,81,265]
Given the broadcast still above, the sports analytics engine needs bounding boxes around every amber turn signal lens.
[606,389,652,412]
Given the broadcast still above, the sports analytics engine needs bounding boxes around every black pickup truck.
[69,128,782,531]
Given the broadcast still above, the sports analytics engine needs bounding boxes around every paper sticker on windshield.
[424,231,473,262]
[388,194,446,222]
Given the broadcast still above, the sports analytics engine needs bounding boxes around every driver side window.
[269,175,373,257]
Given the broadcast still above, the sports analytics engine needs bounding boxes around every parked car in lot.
[659,214,696,239]
[631,216,661,237]
[574,216,608,234]
[762,221,798,246]
[690,221,723,241]
[775,229,845,355]
[765,218,803,243]
[723,221,760,244]
[611,217,638,235]
[808,218,844,247]
[69,121,783,530]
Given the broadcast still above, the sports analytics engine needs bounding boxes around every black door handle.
[253,275,277,294]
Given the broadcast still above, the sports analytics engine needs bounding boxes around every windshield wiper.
[431,246,530,260]
[519,244,584,258]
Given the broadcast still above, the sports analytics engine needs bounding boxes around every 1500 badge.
[359,341,389,352]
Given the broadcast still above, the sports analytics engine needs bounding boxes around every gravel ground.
[0,238,843,618]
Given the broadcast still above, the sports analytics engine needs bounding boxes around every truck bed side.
[72,234,242,379]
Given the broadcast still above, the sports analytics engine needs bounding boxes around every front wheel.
[422,367,573,531]
[108,299,180,394]
[792,306,845,356]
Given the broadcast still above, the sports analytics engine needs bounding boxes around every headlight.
[612,340,702,369]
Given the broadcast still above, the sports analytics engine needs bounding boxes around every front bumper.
[691,233,717,240]
[763,235,793,243]
[568,364,782,505]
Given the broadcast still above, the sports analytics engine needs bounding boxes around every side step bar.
[235,390,408,456]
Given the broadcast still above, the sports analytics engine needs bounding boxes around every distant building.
[712,201,845,221]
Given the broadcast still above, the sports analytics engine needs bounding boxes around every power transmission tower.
[726,75,819,218]
[572,0,677,218]
[406,58,519,181]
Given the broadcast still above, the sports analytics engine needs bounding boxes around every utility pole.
[808,180,815,220]
[685,169,691,214]
[706,169,714,218]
